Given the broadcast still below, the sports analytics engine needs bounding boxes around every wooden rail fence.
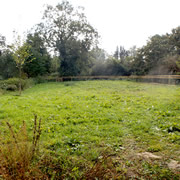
[45,75,180,84]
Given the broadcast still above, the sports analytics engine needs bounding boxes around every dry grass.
[0,115,46,180]
[82,149,180,180]
[82,151,121,180]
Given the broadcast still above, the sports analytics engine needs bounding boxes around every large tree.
[23,33,51,77]
[169,26,180,55]
[38,0,99,76]
[132,34,174,75]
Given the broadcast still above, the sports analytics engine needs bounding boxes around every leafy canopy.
[10,35,33,69]
[37,0,99,76]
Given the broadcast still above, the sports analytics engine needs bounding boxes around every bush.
[0,78,24,90]
[5,84,18,91]
[0,78,34,91]
[34,76,47,84]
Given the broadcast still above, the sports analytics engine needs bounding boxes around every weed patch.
[0,116,44,179]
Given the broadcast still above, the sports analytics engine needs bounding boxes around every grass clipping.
[0,115,44,180]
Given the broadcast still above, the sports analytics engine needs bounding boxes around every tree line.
[0,0,180,80]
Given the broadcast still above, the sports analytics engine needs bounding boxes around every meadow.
[0,80,180,179]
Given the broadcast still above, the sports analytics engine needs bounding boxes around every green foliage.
[50,57,60,74]
[38,0,99,76]
[5,84,18,91]
[0,50,18,79]
[0,78,34,91]
[0,78,22,91]
[147,145,163,152]
[105,57,128,75]
[132,35,173,75]
[10,35,35,95]
[91,48,130,76]
[142,161,179,179]
[169,26,180,55]
[23,33,51,77]
[0,34,18,79]
[132,27,180,75]
[113,46,129,61]
[11,36,33,69]
[34,76,47,84]
[160,55,180,74]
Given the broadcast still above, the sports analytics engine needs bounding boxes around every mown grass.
[0,80,180,178]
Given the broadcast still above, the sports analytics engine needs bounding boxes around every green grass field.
[0,80,180,178]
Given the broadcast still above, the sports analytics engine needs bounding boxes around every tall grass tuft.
[0,115,46,179]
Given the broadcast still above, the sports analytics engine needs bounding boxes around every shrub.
[0,78,24,90]
[0,78,34,91]
[5,84,18,91]
[34,76,47,84]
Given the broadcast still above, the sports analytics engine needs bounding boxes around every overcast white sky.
[0,0,180,53]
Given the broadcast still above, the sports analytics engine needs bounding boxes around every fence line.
[44,75,180,84]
